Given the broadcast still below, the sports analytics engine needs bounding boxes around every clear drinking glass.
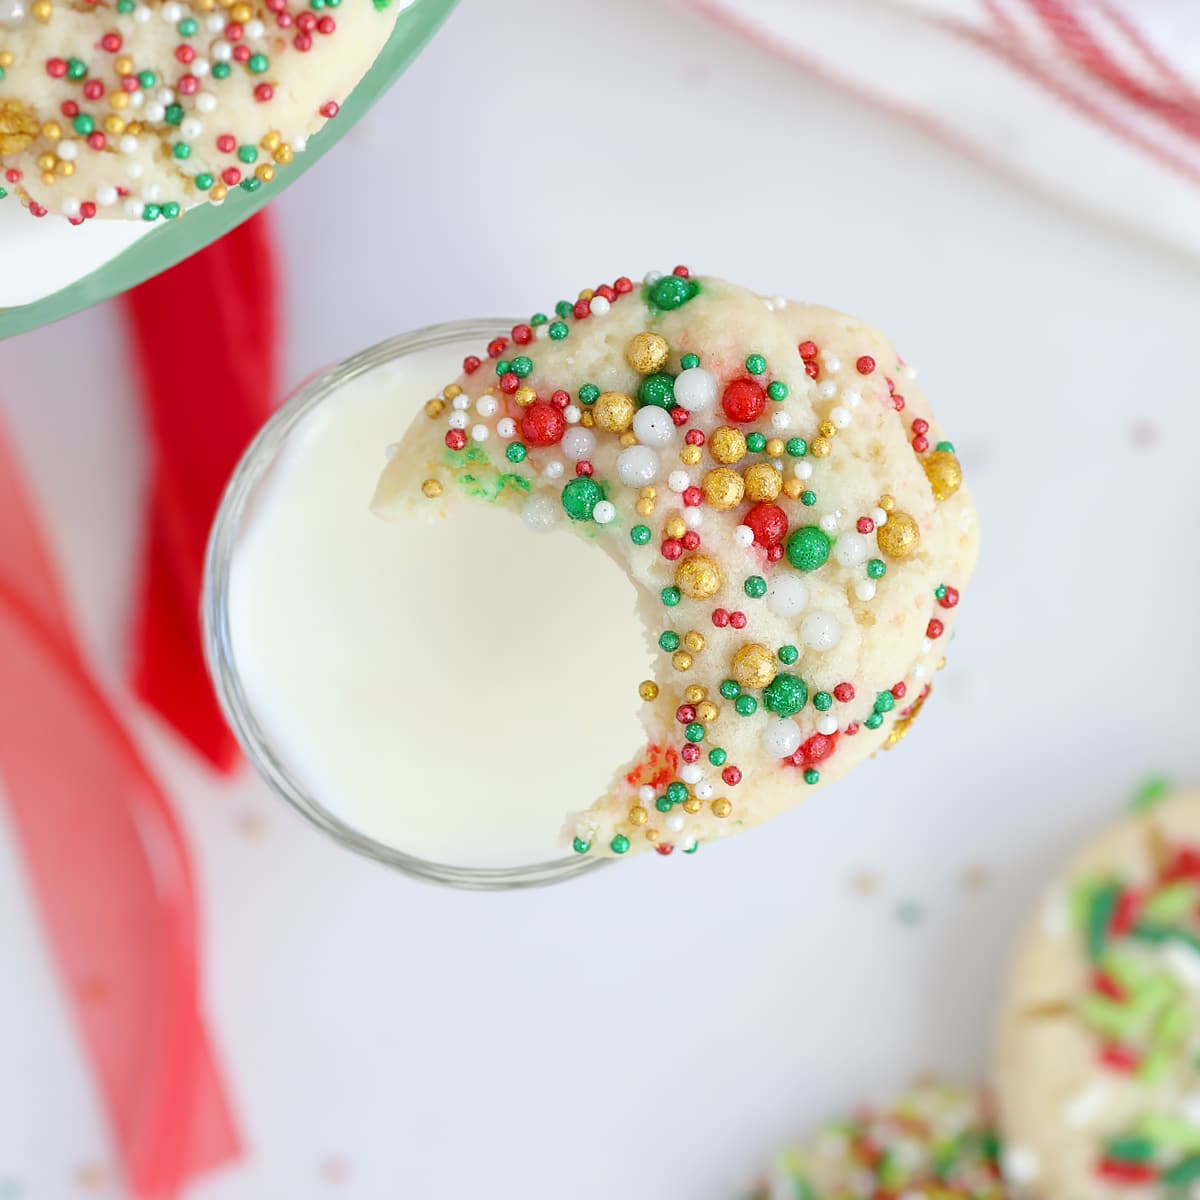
[202,320,609,890]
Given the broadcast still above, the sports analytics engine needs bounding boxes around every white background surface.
[2,1,1200,1196]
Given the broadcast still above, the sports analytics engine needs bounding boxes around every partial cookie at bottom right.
[996,792,1200,1198]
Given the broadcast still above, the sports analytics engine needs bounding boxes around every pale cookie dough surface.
[374,270,979,860]
[996,793,1200,1199]
[747,1080,1010,1199]
[0,0,402,220]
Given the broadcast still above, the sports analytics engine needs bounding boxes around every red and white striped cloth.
[672,0,1200,260]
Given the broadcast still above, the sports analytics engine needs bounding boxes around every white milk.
[227,341,653,868]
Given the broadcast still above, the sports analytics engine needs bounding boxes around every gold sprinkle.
[625,331,669,375]
[879,494,896,512]
[922,450,962,502]
[628,805,649,826]
[640,486,657,499]
[424,398,445,419]
[261,130,282,152]
[210,184,228,202]
[684,684,705,704]
[709,426,747,465]
[594,391,634,433]
[638,680,659,701]
[682,796,702,814]
[513,385,537,408]
[40,171,55,185]
[683,631,705,653]
[645,828,660,843]
[256,164,275,184]
[40,120,62,141]
[580,410,595,428]
[711,798,733,819]
[731,643,776,689]
[743,463,782,502]
[696,700,718,723]
[578,287,594,301]
[675,554,722,600]
[421,479,443,499]
[55,160,73,176]
[663,516,685,540]
[765,437,785,457]
[114,56,134,76]
[0,102,39,155]
[876,511,920,559]
[703,466,744,511]
[619,431,637,447]
[444,384,463,401]
[782,479,804,500]
[672,650,693,672]
[274,145,294,166]
[818,419,838,439]
[0,52,13,69]
[104,115,126,135]
[809,436,831,458]
[230,1,252,18]
[636,498,655,517]
[32,0,52,20]
[36,153,56,172]
[680,444,702,466]
[109,91,129,110]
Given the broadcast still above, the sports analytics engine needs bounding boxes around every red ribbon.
[0,427,239,1197]
[121,212,280,773]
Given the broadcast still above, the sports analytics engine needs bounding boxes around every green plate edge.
[0,0,458,341]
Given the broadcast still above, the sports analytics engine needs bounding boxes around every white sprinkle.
[817,715,838,736]
[1164,943,1200,990]
[142,182,161,203]
[535,324,549,341]
[633,406,676,448]
[830,405,851,429]
[818,380,838,400]
[61,198,81,218]
[818,513,838,533]
[161,0,181,18]
[638,785,655,804]
[616,446,659,488]
[134,3,151,20]
[673,367,716,412]
[211,40,232,61]
[680,765,703,785]
[695,782,714,800]
[592,501,616,525]
[543,460,564,481]
[793,461,813,481]
[562,404,582,425]
[470,424,488,443]
[834,532,868,567]
[1002,1147,1039,1186]
[124,199,144,218]
[588,295,610,316]
[800,610,841,652]
[57,139,79,161]
[157,87,175,105]
[667,470,689,493]
[872,507,887,526]
[843,388,862,408]
[561,427,595,462]
[180,118,203,140]
[206,13,224,30]
[244,17,264,37]
[447,412,468,430]
[451,394,469,411]
[125,161,144,179]
[770,410,791,431]
[733,525,754,548]
[824,355,842,374]
[766,576,808,618]
[521,495,558,533]
[196,91,217,113]
[96,186,117,207]
[683,507,703,530]
[144,103,166,122]
[666,813,686,834]
[476,395,498,418]
[762,719,802,759]
[643,270,663,287]
[854,580,877,602]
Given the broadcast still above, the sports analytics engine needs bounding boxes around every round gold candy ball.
[709,426,747,466]
[711,798,733,819]
[703,467,745,512]
[675,555,723,600]
[628,805,649,826]
[672,651,694,672]
[684,684,706,704]
[626,332,670,375]
[743,463,782,502]
[682,797,702,814]
[696,700,718,723]
[664,516,686,540]
[922,450,962,501]
[594,391,634,433]
[876,511,920,558]
[683,631,705,653]
[638,680,659,701]
[513,386,537,408]
[421,479,444,499]
[731,642,777,689]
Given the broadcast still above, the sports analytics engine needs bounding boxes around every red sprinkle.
[86,132,106,150]
[1091,971,1126,1002]
[293,32,311,50]
[233,44,251,62]
[320,101,340,119]
[179,75,200,95]
[216,133,236,153]
[463,355,481,375]
[926,619,944,640]
[253,83,273,102]
[912,436,928,453]
[682,486,702,507]
[722,767,742,787]
[80,201,96,218]
[661,540,683,561]
[655,843,674,856]
[729,611,747,630]
[856,517,875,535]
[317,14,335,33]
[176,44,195,63]
[572,299,590,320]
[221,166,242,186]
[1110,889,1142,937]
[83,80,104,100]
[499,372,519,395]
[891,682,906,699]
[833,682,855,703]
[744,502,788,548]
[511,323,532,345]
[1098,1161,1155,1184]
[938,586,959,609]
[680,744,700,764]
[685,429,705,446]
[804,361,819,380]
[613,276,633,294]
[675,705,696,725]
[911,418,929,435]
[798,340,817,360]
[711,608,730,628]
[766,544,783,562]
[856,355,876,375]
[1099,1043,1139,1072]
[681,531,700,551]
[594,284,616,303]
[46,57,68,78]
[672,265,690,277]
[486,337,508,359]
[100,32,122,51]
[444,430,466,451]
[521,403,565,447]
[575,461,593,478]
[669,406,689,427]
[546,390,568,410]
[721,378,766,424]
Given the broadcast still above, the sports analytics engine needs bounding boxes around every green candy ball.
[763,674,807,718]
[637,373,676,409]
[786,526,831,572]
[649,274,698,310]
[561,477,603,521]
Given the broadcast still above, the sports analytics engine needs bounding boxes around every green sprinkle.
[141,204,161,221]
[683,841,699,854]
[667,782,688,805]
[684,723,705,743]
[548,321,569,341]
[511,356,533,378]
[248,53,269,74]
[935,441,955,453]
[161,202,180,220]
[764,674,806,717]
[803,768,820,785]
[495,359,511,377]
[1104,1136,1154,1164]
[786,526,831,572]
[680,353,700,370]
[648,274,698,310]
[778,645,799,666]
[1086,883,1121,960]
[800,490,816,506]
[572,837,590,855]
[785,437,807,457]
[658,631,680,652]
[864,712,884,730]
[66,57,87,80]
[734,695,757,716]
[1132,775,1172,812]
[116,0,134,11]
[237,145,258,164]
[578,383,599,405]
[505,442,527,464]
[0,187,7,199]
[138,69,156,88]
[610,834,630,855]
[708,748,727,767]
[630,524,651,545]
[172,142,191,159]
[743,575,767,599]
[866,558,887,580]
[655,796,673,813]
[555,300,573,319]
[661,586,681,607]
[719,680,740,700]
[72,114,94,137]
[240,177,261,193]
[768,381,788,401]
[212,62,231,79]
[1163,1156,1200,1186]
[194,173,214,191]
[745,353,766,376]
[165,104,184,127]
[874,691,895,714]
[178,17,198,34]
[637,373,675,409]
[813,691,832,711]
[0,68,4,83]
[1144,881,1198,924]
[745,431,767,453]
[561,476,602,521]
[935,585,947,600]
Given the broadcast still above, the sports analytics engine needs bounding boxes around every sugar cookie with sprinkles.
[996,792,1200,1198]
[373,269,979,859]
[0,0,403,221]
[746,1081,1011,1199]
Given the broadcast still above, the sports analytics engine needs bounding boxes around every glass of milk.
[204,320,653,889]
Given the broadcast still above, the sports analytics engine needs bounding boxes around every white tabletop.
[2,0,1200,1196]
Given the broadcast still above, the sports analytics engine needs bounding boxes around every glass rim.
[202,318,610,890]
